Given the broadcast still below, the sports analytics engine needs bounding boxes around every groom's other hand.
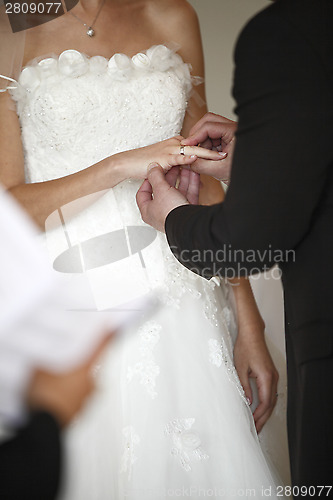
[181,112,237,183]
[137,164,200,232]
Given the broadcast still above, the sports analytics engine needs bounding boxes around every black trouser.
[286,326,333,496]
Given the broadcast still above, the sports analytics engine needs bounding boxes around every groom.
[137,0,333,491]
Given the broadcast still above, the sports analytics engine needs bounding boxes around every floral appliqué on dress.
[127,320,161,399]
[165,418,209,472]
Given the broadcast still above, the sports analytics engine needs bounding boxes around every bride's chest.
[12,48,192,153]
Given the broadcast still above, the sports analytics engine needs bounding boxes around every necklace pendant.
[86,27,95,37]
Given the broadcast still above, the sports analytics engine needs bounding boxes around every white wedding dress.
[10,46,286,499]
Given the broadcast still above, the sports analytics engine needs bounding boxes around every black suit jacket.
[166,0,333,486]
[0,411,62,500]
[166,0,333,363]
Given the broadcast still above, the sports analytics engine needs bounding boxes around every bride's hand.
[234,324,279,433]
[111,136,225,180]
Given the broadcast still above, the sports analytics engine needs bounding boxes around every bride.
[0,0,286,498]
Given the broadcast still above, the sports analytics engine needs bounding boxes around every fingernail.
[147,162,160,172]
[219,152,227,158]
[246,397,251,406]
[190,155,197,159]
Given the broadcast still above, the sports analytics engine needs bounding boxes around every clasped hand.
[115,133,226,181]
[182,112,236,183]
[136,112,236,232]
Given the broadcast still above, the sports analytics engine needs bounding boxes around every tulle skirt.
[59,279,286,500]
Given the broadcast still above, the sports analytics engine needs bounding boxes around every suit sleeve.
[165,7,333,279]
[0,411,62,500]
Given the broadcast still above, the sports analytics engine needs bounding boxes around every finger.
[252,375,275,423]
[256,377,278,430]
[253,399,273,424]
[181,124,219,147]
[182,123,235,148]
[178,168,190,197]
[182,122,229,147]
[170,154,198,167]
[136,178,153,212]
[190,158,230,182]
[165,166,180,188]
[187,112,233,138]
[255,404,276,433]
[182,145,226,160]
[147,164,171,195]
[186,170,200,205]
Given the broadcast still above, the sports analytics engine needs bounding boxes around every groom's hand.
[182,112,237,183]
[136,164,200,232]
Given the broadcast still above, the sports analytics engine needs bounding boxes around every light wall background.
[189,0,268,119]
[188,0,291,486]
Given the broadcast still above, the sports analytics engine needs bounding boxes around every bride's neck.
[78,0,105,14]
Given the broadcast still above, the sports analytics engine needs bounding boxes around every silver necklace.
[70,0,106,37]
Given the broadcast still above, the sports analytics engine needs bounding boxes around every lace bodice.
[11,45,192,183]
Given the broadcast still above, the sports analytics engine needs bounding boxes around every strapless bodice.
[10,45,192,183]
[8,45,212,310]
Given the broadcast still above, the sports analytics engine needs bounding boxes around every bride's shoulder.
[146,0,199,30]
[147,0,197,14]
[145,0,200,45]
